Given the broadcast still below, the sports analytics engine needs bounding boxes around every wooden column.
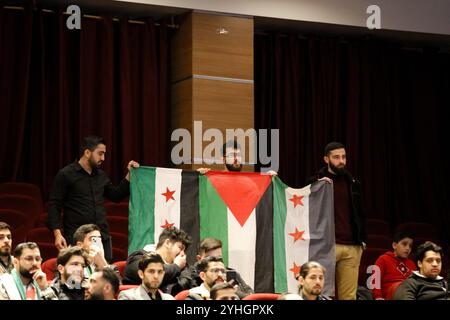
[171,12,254,171]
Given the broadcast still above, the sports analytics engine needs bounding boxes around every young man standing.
[47,135,139,262]
[308,142,366,300]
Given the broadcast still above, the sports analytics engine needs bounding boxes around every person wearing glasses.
[0,242,48,300]
[187,256,226,300]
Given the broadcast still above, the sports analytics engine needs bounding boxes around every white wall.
[114,0,450,35]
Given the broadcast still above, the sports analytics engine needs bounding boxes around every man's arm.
[392,279,417,300]
[104,160,139,202]
[47,171,68,249]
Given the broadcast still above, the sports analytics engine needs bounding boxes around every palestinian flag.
[129,167,335,294]
[128,167,274,292]
[273,177,335,296]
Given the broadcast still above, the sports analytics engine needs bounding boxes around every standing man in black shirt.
[47,136,139,262]
[308,142,366,300]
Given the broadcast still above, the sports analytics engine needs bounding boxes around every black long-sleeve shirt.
[47,161,129,243]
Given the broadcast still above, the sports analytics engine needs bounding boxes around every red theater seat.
[242,293,280,300]
[41,258,57,281]
[0,209,28,243]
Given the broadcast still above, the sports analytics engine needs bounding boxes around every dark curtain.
[0,6,170,199]
[255,34,450,243]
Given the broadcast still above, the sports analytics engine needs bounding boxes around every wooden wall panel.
[192,13,253,80]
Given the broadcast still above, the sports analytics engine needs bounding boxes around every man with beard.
[180,237,253,298]
[187,256,226,300]
[0,242,48,300]
[297,261,331,300]
[394,241,449,300]
[47,135,139,262]
[0,222,13,275]
[85,267,120,300]
[41,246,88,300]
[307,142,366,300]
[119,253,174,300]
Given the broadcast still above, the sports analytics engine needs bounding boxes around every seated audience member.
[85,266,120,300]
[119,252,174,300]
[0,242,48,300]
[0,222,13,275]
[187,256,226,300]
[73,224,110,276]
[181,237,253,298]
[394,241,449,300]
[42,246,88,300]
[123,226,191,295]
[210,282,239,300]
[297,261,331,300]
[372,231,416,300]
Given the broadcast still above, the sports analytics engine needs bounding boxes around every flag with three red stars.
[128,167,335,294]
[273,177,335,296]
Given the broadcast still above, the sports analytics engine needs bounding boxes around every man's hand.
[54,230,67,250]
[174,250,187,270]
[318,177,333,184]
[125,160,140,181]
[197,168,211,175]
[264,170,278,176]
[31,269,48,290]
[89,246,108,270]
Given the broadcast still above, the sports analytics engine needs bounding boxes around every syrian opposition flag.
[128,167,200,262]
[129,167,335,294]
[273,177,336,296]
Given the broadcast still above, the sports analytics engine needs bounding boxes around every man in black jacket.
[308,142,366,300]
[394,241,449,300]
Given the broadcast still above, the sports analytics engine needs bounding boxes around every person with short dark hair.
[210,282,239,300]
[296,261,331,300]
[393,241,449,300]
[41,246,88,300]
[73,224,110,276]
[372,231,416,300]
[119,253,174,300]
[0,242,48,300]
[0,222,13,275]
[180,237,253,297]
[123,226,191,295]
[307,142,366,300]
[85,267,120,300]
[47,135,139,262]
[187,256,226,300]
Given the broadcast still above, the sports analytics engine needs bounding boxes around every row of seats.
[0,182,130,261]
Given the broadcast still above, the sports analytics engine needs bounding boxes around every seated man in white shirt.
[187,256,226,300]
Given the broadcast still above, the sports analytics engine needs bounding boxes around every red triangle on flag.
[206,171,272,227]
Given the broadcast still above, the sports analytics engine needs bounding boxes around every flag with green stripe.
[273,177,335,296]
[129,167,334,294]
